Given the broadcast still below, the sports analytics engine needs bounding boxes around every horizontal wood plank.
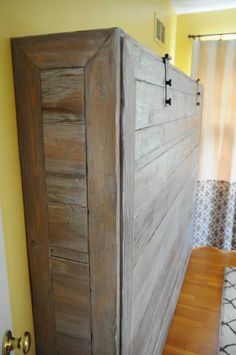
[43,122,86,176]
[50,247,89,264]
[135,115,199,161]
[41,68,85,123]
[51,257,91,353]
[46,173,86,206]
[134,130,199,212]
[147,226,193,355]
[121,35,202,354]
[48,203,88,257]
[135,127,198,172]
[136,80,200,130]
[132,166,197,316]
[125,37,198,95]
[131,167,197,353]
[134,146,199,265]
[56,332,91,355]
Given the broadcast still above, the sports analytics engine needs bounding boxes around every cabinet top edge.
[11,27,122,42]
[11,27,123,69]
[11,27,201,85]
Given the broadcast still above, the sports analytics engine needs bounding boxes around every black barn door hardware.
[162,53,172,106]
[196,78,201,106]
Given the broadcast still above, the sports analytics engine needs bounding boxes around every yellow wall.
[0,1,176,353]
[175,8,236,75]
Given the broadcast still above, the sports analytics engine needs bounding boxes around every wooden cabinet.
[12,28,202,355]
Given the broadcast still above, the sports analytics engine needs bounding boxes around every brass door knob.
[2,330,31,355]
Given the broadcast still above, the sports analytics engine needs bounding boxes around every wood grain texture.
[134,146,199,265]
[135,126,197,172]
[86,29,121,355]
[135,81,199,130]
[12,29,117,355]
[43,122,86,175]
[46,172,87,206]
[56,333,91,355]
[48,203,88,257]
[121,35,202,354]
[131,167,197,354]
[42,68,87,208]
[120,37,136,355]
[51,257,91,354]
[134,130,199,212]
[135,114,199,161]
[164,247,236,355]
[11,41,57,354]
[12,29,115,69]
[12,28,203,355]
[41,68,85,123]
[123,35,197,95]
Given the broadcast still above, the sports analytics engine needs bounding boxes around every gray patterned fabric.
[193,180,236,251]
[219,267,236,355]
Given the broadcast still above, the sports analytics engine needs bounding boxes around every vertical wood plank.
[120,38,136,355]
[11,42,57,355]
[86,30,121,354]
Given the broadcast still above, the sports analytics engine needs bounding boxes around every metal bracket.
[196,78,201,106]
[162,53,172,106]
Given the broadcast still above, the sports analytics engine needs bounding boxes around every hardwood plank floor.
[163,247,236,355]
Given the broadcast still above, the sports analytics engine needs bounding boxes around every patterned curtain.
[192,39,236,250]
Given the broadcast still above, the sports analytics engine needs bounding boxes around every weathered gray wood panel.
[86,30,121,354]
[131,166,198,336]
[43,122,86,175]
[14,29,115,69]
[121,36,136,355]
[124,37,197,95]
[45,173,87,206]
[48,203,88,258]
[41,69,87,208]
[56,333,91,355]
[134,131,199,212]
[134,146,199,265]
[121,34,202,354]
[12,39,58,355]
[41,68,85,123]
[135,114,199,161]
[13,28,202,355]
[41,66,91,352]
[136,81,198,130]
[51,257,91,354]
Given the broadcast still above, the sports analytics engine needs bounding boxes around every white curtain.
[192,39,236,250]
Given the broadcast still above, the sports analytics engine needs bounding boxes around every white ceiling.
[172,0,236,14]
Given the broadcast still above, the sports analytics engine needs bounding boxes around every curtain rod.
[188,32,236,39]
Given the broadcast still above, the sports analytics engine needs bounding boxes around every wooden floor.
[163,247,236,355]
